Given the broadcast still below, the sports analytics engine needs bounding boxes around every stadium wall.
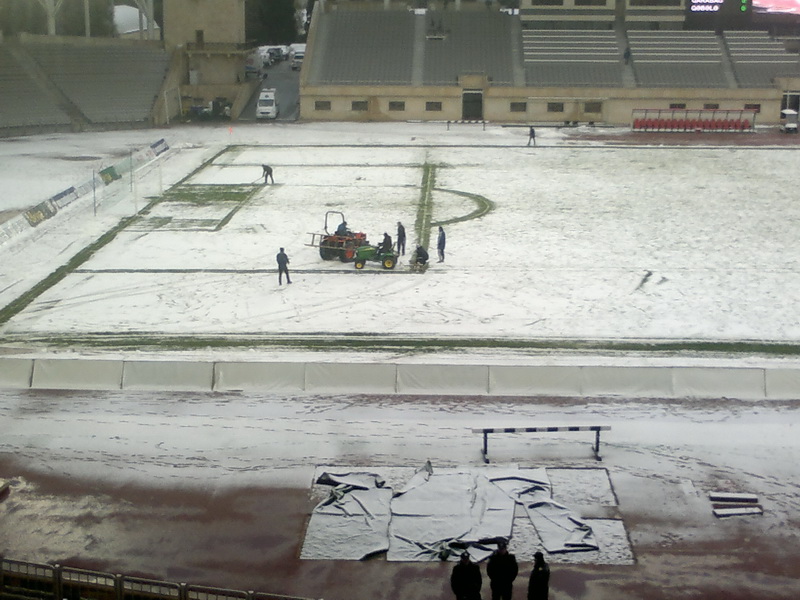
[1,357,798,400]
[300,83,789,125]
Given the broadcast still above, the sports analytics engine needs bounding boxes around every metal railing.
[0,558,320,600]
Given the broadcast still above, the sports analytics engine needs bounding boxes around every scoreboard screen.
[685,0,753,28]
[687,0,749,14]
[752,0,800,15]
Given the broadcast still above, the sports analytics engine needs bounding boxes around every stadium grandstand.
[0,0,254,137]
[300,0,800,127]
[1,0,799,133]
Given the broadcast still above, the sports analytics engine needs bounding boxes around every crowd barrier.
[1,357,798,400]
[0,556,318,600]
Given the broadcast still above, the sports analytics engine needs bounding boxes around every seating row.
[633,118,752,132]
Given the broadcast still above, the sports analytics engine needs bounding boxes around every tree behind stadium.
[246,0,298,46]
[0,0,114,37]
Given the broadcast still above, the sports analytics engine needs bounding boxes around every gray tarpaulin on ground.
[301,463,597,561]
[300,472,392,560]
[388,464,515,561]
[488,470,598,553]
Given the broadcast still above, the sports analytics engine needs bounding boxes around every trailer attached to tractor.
[306,211,368,262]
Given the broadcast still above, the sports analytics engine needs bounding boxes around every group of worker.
[451,542,550,600]
[262,163,448,281]
[333,219,446,268]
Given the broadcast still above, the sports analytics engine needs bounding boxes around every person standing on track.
[527,126,536,147]
[262,164,274,184]
[276,247,291,285]
[487,540,518,600]
[451,551,482,600]
[527,551,550,600]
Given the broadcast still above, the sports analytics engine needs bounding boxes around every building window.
[575,0,606,5]
[352,101,368,112]
[744,103,761,113]
[532,0,564,5]
[315,100,331,111]
[704,103,720,110]
[426,101,443,111]
[584,101,602,114]
[669,103,687,110]
[547,102,564,113]
[510,102,527,113]
[388,101,405,111]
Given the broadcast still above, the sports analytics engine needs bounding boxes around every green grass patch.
[3,333,800,358]
[162,184,259,204]
[0,199,159,327]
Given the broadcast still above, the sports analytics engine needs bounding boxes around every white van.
[255,88,278,120]
[290,43,306,71]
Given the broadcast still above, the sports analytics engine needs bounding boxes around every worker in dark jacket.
[451,552,482,600]
[396,221,406,255]
[437,225,446,262]
[527,552,550,600]
[379,232,393,254]
[413,246,428,267]
[487,540,518,600]
[276,247,291,285]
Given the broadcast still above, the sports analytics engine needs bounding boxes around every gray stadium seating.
[627,31,728,88]
[522,30,623,87]
[0,45,71,128]
[422,12,515,86]
[308,11,415,85]
[724,30,800,87]
[307,10,516,87]
[22,42,169,124]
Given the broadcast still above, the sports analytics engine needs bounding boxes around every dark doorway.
[781,91,800,115]
[462,91,483,120]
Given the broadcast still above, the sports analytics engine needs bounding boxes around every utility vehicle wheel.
[355,260,365,270]
[382,256,396,270]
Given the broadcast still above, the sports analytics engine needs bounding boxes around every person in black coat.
[413,246,428,267]
[437,226,446,262]
[379,232,393,255]
[396,221,406,255]
[276,247,291,285]
[451,552,482,600]
[527,552,550,600]
[487,540,518,600]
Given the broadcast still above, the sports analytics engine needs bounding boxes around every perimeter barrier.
[0,139,169,248]
[1,357,798,400]
[0,557,319,600]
